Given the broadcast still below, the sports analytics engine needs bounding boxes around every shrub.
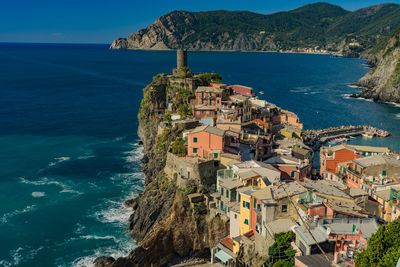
[171,138,186,156]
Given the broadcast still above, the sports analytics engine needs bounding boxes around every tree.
[177,104,192,118]
[171,138,186,157]
[163,112,172,122]
[355,219,400,267]
[265,231,296,267]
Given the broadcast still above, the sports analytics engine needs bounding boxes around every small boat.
[259,91,264,95]
[362,132,374,138]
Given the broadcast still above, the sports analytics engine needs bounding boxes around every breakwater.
[303,125,390,151]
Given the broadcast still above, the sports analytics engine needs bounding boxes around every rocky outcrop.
[354,28,400,103]
[95,74,228,267]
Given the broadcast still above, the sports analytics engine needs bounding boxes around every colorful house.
[227,84,255,97]
[280,109,303,130]
[187,125,225,159]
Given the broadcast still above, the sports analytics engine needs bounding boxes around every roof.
[375,189,391,201]
[294,225,328,245]
[195,86,223,93]
[349,187,368,197]
[220,178,243,190]
[194,104,217,111]
[251,188,272,200]
[220,236,234,251]
[325,200,368,218]
[302,180,351,199]
[353,155,387,168]
[215,249,233,263]
[271,182,308,199]
[321,218,379,240]
[346,144,390,153]
[328,143,390,154]
[295,254,332,267]
[242,119,269,129]
[189,125,225,136]
[229,94,249,103]
[292,146,311,156]
[265,219,296,235]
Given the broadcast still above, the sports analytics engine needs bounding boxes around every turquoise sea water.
[0,43,399,266]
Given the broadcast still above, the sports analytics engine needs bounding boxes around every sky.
[0,0,399,44]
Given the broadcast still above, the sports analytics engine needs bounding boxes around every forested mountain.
[110,2,400,56]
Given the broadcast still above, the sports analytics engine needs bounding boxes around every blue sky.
[0,0,398,44]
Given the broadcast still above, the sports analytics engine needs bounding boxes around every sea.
[0,43,399,266]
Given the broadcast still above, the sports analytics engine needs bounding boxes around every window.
[244,218,249,225]
[209,99,212,105]
[226,190,229,198]
[201,92,204,98]
[221,187,224,196]
[217,99,220,104]
[193,148,197,153]
[214,153,218,159]
[243,201,250,209]
[254,198,257,209]
[234,214,237,219]
[282,205,288,212]
[193,137,198,143]
[382,170,387,176]
[201,98,204,104]
[209,92,212,97]
[239,194,241,202]
[290,171,295,178]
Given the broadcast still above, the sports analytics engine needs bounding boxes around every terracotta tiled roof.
[220,237,234,251]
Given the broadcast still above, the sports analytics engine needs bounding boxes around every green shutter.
[193,148,197,153]
[193,137,197,143]
[214,153,218,159]
[202,92,204,98]
[244,218,248,225]
[243,201,245,208]
[291,171,295,178]
[254,198,257,209]
[383,170,387,176]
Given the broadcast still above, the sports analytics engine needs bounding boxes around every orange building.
[187,125,225,160]
[280,110,303,130]
[320,145,361,179]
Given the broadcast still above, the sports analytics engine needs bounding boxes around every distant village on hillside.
[151,50,400,267]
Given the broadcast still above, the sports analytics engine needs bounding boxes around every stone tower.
[176,49,187,71]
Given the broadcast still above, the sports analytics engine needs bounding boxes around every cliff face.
[355,28,400,103]
[95,74,228,267]
[109,3,400,54]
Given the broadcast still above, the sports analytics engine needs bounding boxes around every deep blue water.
[0,43,399,266]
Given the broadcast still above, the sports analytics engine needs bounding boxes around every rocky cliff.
[110,3,400,54]
[354,27,400,103]
[95,74,228,267]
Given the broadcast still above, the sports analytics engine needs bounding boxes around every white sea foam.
[92,199,133,226]
[31,191,46,198]
[289,87,311,93]
[114,136,126,142]
[48,156,70,167]
[80,235,118,241]
[0,246,44,266]
[74,222,86,235]
[389,102,400,108]
[347,84,362,89]
[395,114,400,119]
[341,93,352,99]
[0,205,36,224]
[19,177,82,195]
[124,143,144,164]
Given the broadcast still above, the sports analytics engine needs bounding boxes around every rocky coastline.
[351,27,400,104]
[94,74,229,267]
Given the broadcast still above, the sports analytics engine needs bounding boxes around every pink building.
[227,85,255,97]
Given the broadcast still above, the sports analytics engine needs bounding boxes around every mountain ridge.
[110,2,400,56]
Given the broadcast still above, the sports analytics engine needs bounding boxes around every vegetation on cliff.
[355,219,400,267]
[110,3,400,55]
[355,25,400,103]
[264,231,297,267]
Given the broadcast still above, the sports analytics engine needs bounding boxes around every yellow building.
[239,190,253,235]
